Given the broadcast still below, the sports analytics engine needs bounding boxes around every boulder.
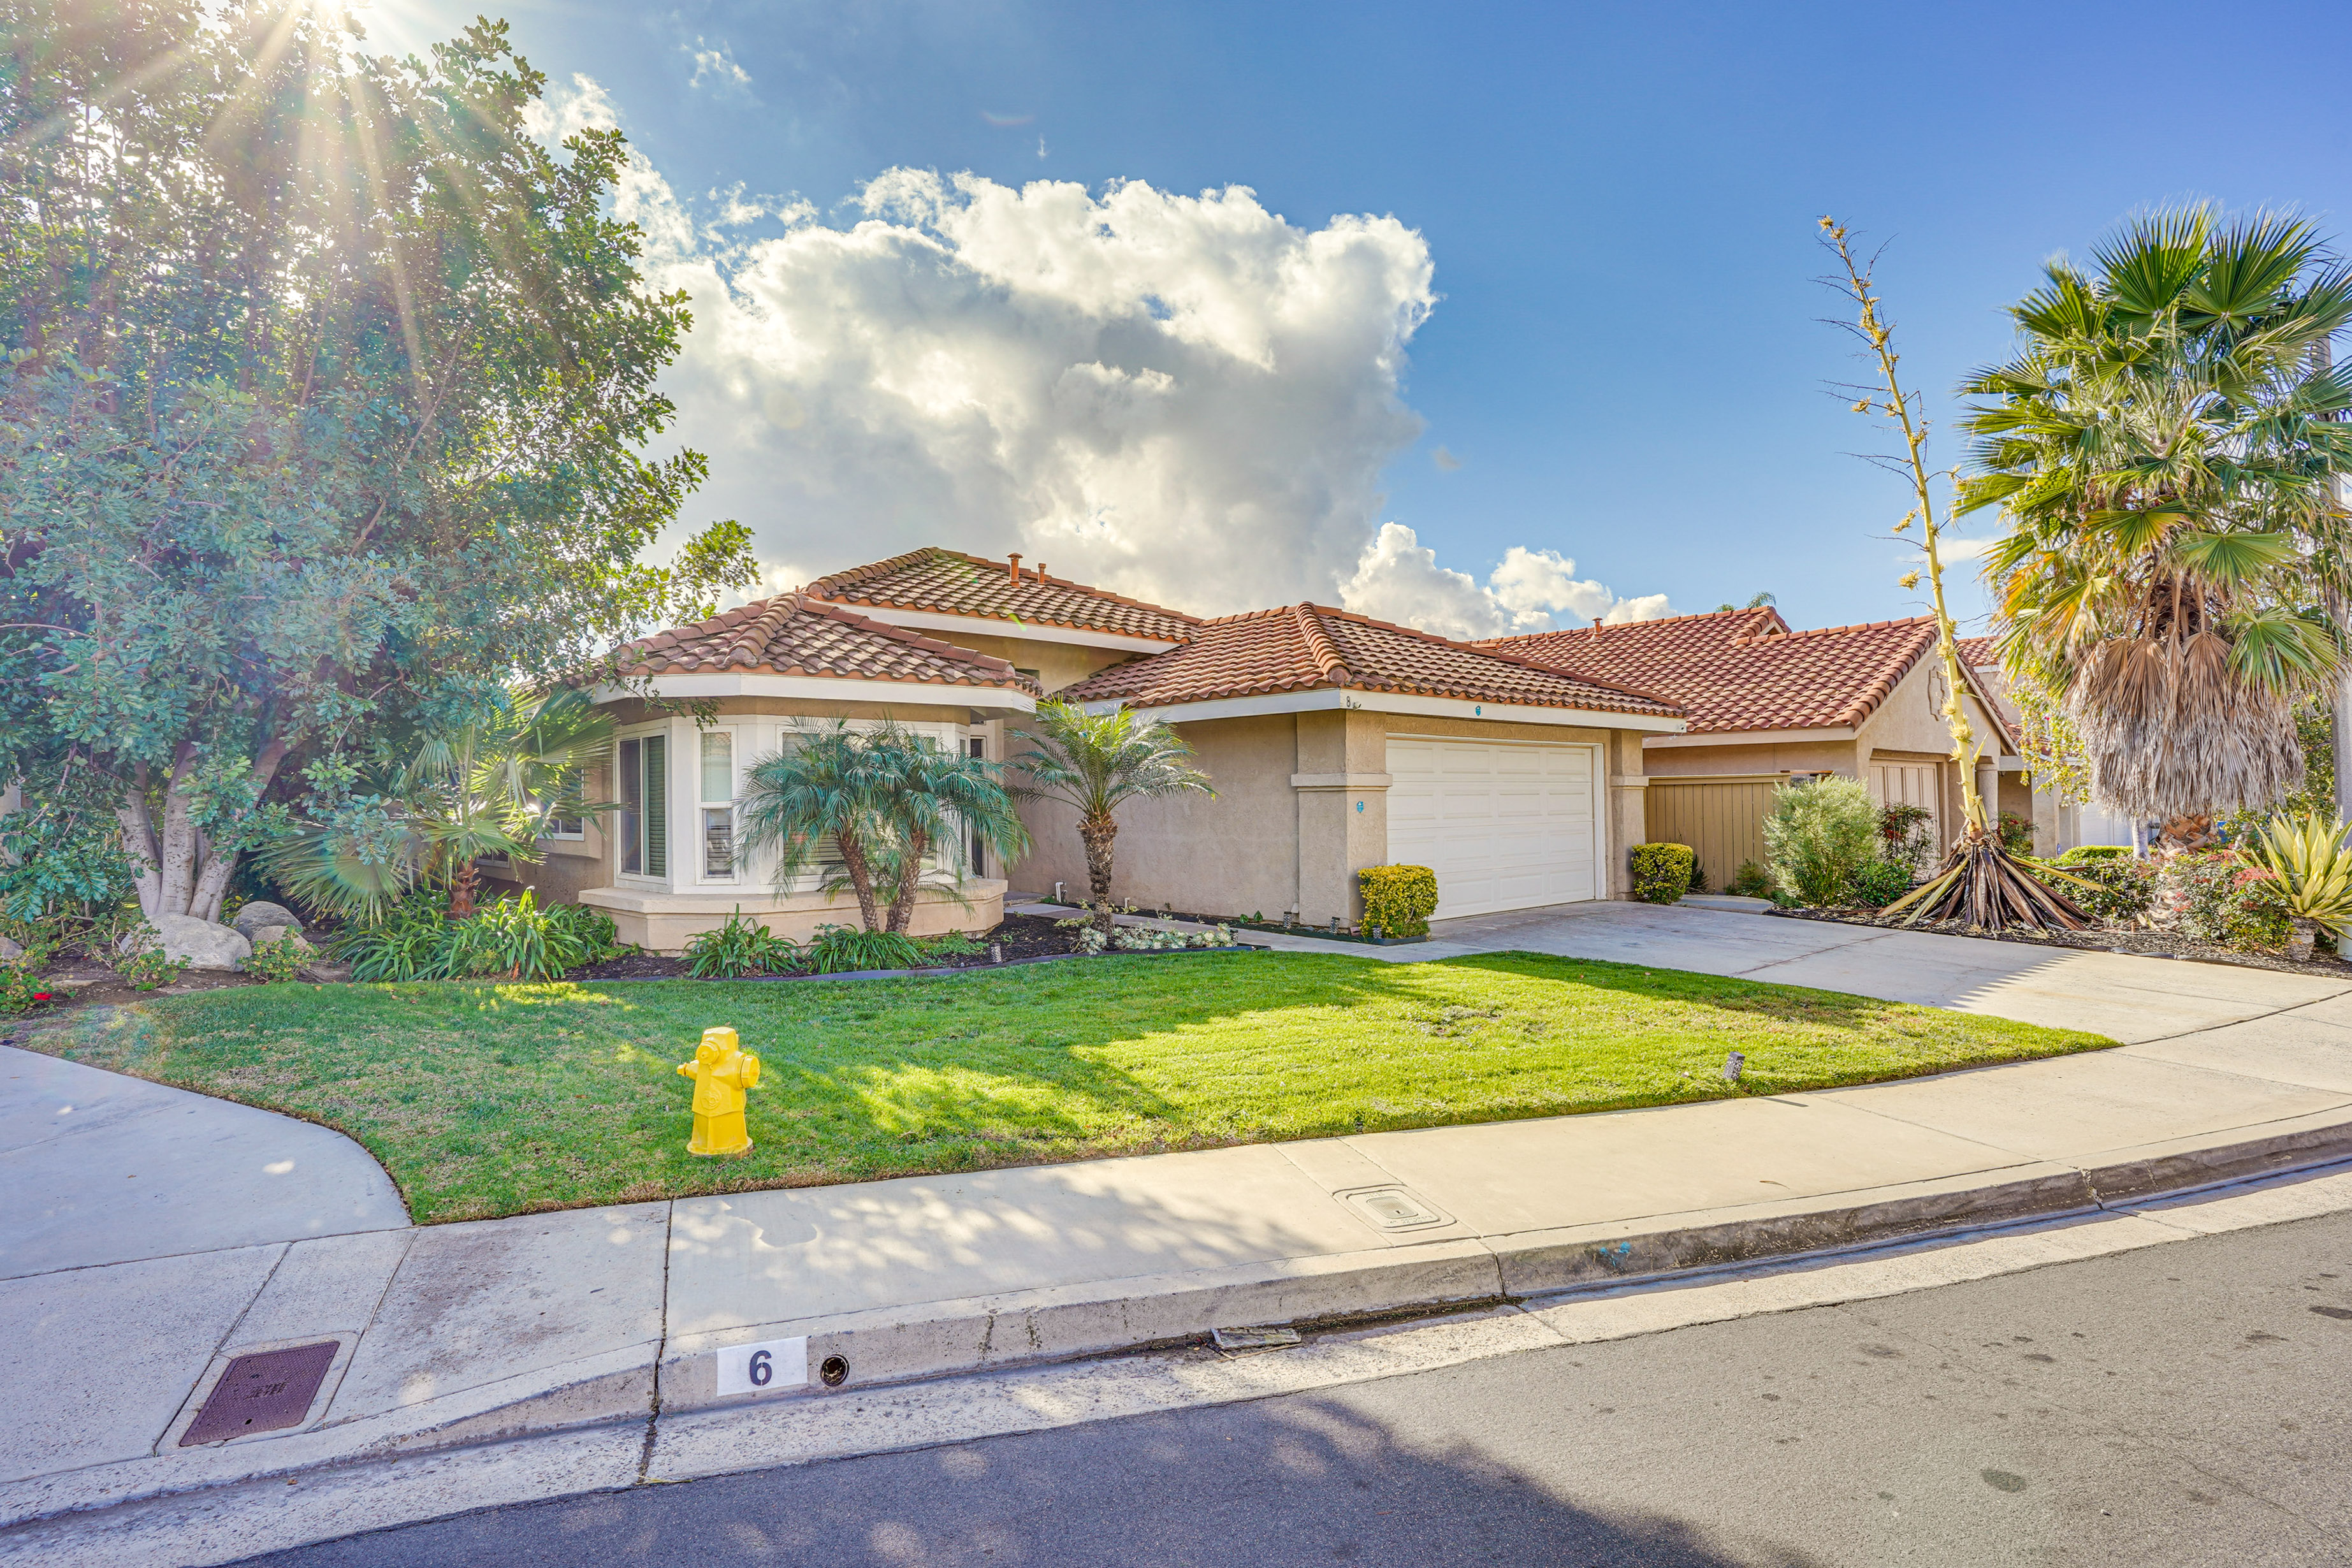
[231,901,305,945]
[247,926,315,954]
[122,913,251,973]
[0,934,21,962]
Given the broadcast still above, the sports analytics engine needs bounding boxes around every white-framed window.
[616,730,669,880]
[540,812,585,842]
[700,730,736,880]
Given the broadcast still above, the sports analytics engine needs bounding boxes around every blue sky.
[391,0,2352,634]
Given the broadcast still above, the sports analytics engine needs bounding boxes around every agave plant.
[2247,810,2352,961]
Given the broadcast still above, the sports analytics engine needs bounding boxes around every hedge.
[1359,864,1439,938]
[1629,843,1695,904]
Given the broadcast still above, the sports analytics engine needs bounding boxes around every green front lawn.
[30,952,2112,1223]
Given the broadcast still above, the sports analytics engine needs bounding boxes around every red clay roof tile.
[1486,611,1946,734]
[806,548,1200,643]
[1059,604,1683,719]
[613,593,1042,695]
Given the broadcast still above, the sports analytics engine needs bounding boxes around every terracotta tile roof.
[1486,613,1946,735]
[613,594,1042,695]
[806,548,1201,643]
[1059,604,1684,719]
[1956,635,1996,667]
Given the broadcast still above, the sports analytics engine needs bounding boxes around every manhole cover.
[1337,1186,1452,1232]
[180,1342,338,1446]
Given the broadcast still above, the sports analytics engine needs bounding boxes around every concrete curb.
[15,1115,2352,1531]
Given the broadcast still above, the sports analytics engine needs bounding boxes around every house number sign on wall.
[715,1335,810,1396]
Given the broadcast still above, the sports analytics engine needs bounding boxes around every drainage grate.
[1337,1185,1453,1233]
[180,1342,338,1446]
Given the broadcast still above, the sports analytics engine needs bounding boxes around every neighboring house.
[491,547,1690,948]
[1486,608,2027,887]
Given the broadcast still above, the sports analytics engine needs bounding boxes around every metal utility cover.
[1338,1186,1453,1233]
[180,1341,338,1446]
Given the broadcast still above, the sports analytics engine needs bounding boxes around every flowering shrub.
[2150,850,2290,951]
[1,964,57,1013]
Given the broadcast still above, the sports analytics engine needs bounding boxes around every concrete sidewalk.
[6,903,2348,1532]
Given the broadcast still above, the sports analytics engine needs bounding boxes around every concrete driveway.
[0,1043,409,1280]
[1385,901,2342,1045]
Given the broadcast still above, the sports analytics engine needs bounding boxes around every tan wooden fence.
[1644,776,1782,892]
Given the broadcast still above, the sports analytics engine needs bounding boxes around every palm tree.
[264,686,614,920]
[1959,207,2352,852]
[736,721,1028,934]
[1012,702,1214,933]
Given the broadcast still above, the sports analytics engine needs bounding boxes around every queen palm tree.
[1959,207,2352,852]
[1012,702,1214,933]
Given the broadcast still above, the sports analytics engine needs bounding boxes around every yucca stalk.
[1818,217,2091,931]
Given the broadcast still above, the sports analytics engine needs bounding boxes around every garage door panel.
[1386,737,1598,919]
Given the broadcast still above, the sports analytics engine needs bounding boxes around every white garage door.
[1386,738,1601,918]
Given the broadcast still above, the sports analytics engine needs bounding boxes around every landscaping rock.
[0,934,20,962]
[231,901,305,945]
[124,914,252,972]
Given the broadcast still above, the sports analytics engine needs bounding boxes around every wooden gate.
[1644,776,1782,892]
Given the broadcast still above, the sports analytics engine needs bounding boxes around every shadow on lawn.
[1437,952,1922,1033]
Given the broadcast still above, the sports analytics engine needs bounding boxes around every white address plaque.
[715,1335,809,1397]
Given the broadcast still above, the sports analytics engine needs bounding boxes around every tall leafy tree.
[0,0,753,924]
[1958,208,2352,850]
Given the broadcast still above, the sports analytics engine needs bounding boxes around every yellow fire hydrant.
[676,1026,760,1157]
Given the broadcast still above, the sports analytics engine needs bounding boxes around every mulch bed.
[1772,905,2352,980]
[569,913,1084,982]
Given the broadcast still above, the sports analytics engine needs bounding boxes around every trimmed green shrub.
[684,910,800,978]
[1762,777,1880,906]
[2051,857,2152,922]
[1629,843,1695,904]
[1358,864,1439,938]
[2056,845,2133,864]
[1850,859,1915,908]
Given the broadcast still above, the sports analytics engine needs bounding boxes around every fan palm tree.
[1959,207,2352,852]
[736,721,1028,934]
[263,686,614,920]
[1012,702,1214,933]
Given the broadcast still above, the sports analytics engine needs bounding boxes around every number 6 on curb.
[716,1335,809,1396]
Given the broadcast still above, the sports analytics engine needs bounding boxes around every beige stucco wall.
[1007,709,1649,922]
[1643,737,1863,778]
[942,632,1142,695]
[1010,713,1303,917]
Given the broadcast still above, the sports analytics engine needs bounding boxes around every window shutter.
[644,734,668,877]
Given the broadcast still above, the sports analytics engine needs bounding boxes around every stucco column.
[1975,759,2000,837]
[1607,729,1649,901]
[1293,709,1389,926]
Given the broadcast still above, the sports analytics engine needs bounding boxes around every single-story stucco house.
[1484,606,2048,887]
[487,548,1691,948]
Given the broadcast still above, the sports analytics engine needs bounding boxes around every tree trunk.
[2288,916,2319,964]
[833,831,885,933]
[121,736,291,925]
[885,827,928,935]
[2335,664,2352,829]
[447,859,480,920]
[1078,814,1117,934]
[2154,814,2219,859]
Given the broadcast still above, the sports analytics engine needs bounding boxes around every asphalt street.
[242,1209,2352,1567]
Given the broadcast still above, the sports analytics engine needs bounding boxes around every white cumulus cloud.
[1337,524,1671,640]
[536,76,1668,627]
[686,38,754,98]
